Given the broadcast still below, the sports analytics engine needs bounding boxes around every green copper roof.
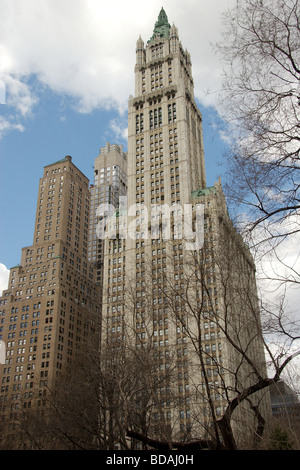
[191,187,216,198]
[44,156,70,168]
[149,7,171,42]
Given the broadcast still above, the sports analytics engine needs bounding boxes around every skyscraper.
[101,8,271,447]
[88,143,127,287]
[0,156,101,448]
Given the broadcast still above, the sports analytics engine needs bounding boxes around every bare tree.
[214,0,300,402]
[215,0,300,310]
[124,207,300,450]
[10,207,300,450]
[216,0,300,239]
[13,298,181,450]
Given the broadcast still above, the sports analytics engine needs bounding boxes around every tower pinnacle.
[149,7,171,42]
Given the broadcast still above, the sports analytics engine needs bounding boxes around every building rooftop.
[44,156,72,168]
[191,186,217,198]
[148,7,171,42]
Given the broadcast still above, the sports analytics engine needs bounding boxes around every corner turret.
[170,23,179,53]
[136,35,145,66]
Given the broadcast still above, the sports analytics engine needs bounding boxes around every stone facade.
[0,156,101,447]
[88,142,127,287]
[101,9,271,445]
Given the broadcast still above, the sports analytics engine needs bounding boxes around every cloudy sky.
[1,0,299,382]
[0,0,235,292]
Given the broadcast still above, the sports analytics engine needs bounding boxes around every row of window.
[136,103,176,133]
[139,63,174,93]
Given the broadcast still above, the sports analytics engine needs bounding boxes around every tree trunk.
[217,414,237,450]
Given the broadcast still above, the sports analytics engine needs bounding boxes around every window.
[149,108,162,130]
[168,103,176,123]
[136,113,144,134]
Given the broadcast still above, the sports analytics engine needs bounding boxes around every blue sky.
[0,0,233,289]
[0,89,226,269]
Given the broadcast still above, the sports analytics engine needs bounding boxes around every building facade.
[101,8,271,447]
[270,380,300,437]
[0,156,101,448]
[88,142,127,287]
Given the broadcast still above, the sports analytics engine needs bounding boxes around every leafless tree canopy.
[217,0,300,239]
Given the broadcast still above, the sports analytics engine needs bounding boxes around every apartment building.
[0,156,101,447]
[88,142,127,287]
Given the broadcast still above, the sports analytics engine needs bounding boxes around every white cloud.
[109,118,128,143]
[0,74,37,137]
[0,115,25,139]
[0,79,6,104]
[0,263,9,296]
[0,0,235,135]
[4,75,38,116]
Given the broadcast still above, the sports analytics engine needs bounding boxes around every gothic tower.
[102,8,271,446]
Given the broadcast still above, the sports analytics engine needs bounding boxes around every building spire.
[149,7,171,42]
